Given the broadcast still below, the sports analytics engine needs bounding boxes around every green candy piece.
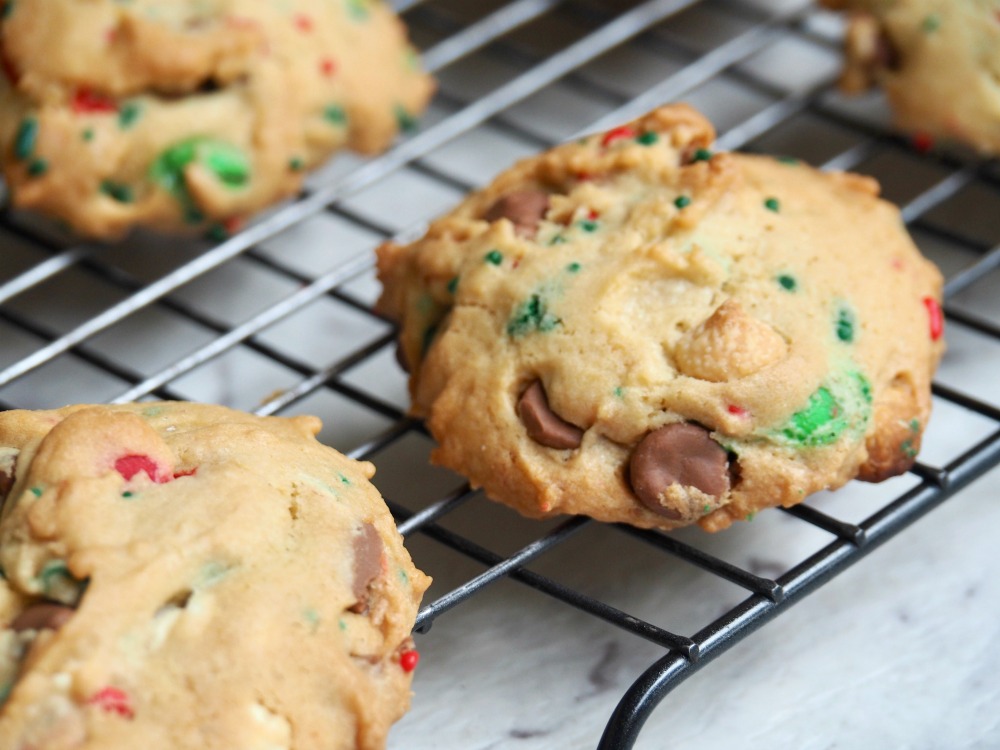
[777,274,797,291]
[323,104,348,125]
[118,101,142,129]
[782,386,847,446]
[39,560,86,605]
[780,371,872,446]
[100,180,134,203]
[836,304,856,343]
[203,142,251,187]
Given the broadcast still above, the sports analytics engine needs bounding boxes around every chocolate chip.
[628,423,730,518]
[349,523,383,614]
[874,28,900,72]
[484,190,550,237]
[11,603,74,633]
[517,380,584,450]
[0,469,13,501]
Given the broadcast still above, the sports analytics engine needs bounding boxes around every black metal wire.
[0,1,998,748]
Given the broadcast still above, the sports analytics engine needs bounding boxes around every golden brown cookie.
[0,402,429,749]
[823,0,1000,154]
[0,0,434,238]
[377,104,945,533]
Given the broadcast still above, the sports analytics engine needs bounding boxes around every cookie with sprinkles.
[822,0,1000,154]
[377,104,944,533]
[0,0,433,238]
[0,402,429,749]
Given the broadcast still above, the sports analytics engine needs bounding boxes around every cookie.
[822,0,1000,154]
[0,0,433,238]
[0,402,429,749]
[376,104,944,533]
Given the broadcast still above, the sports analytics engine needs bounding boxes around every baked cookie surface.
[823,0,1000,154]
[0,0,433,238]
[0,402,429,749]
[377,104,944,533]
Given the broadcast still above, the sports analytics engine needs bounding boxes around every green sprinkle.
[121,491,135,499]
[507,294,561,337]
[204,223,229,242]
[909,418,920,433]
[674,195,691,209]
[303,608,321,629]
[548,235,567,246]
[703,504,712,514]
[777,155,799,165]
[922,13,940,32]
[613,387,625,398]
[289,156,304,172]
[323,104,348,125]
[27,158,47,177]
[82,128,95,142]
[346,0,369,20]
[836,305,855,343]
[338,618,347,631]
[394,104,416,132]
[484,249,503,265]
[100,180,133,203]
[29,486,42,498]
[14,117,38,160]
[746,512,756,522]
[447,276,459,294]
[901,439,917,458]
[636,131,659,146]
[338,473,351,486]
[578,219,599,232]
[398,568,409,585]
[777,274,797,291]
[118,101,142,129]
[764,197,780,213]
[566,262,581,273]
[690,147,713,162]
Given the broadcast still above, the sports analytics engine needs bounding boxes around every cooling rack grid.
[1,0,999,747]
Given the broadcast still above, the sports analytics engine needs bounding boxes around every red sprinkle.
[911,132,934,153]
[587,209,599,220]
[72,88,118,114]
[923,296,943,341]
[575,172,593,182]
[319,57,337,77]
[399,650,420,672]
[88,687,134,719]
[727,405,749,417]
[172,467,197,480]
[293,13,314,32]
[601,126,636,147]
[115,455,164,483]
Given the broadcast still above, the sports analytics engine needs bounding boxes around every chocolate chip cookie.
[0,402,429,749]
[0,0,433,238]
[377,104,944,533]
[822,0,1000,154]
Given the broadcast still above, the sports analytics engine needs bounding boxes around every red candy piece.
[911,132,934,153]
[399,649,420,672]
[923,296,943,341]
[88,687,134,719]
[727,405,749,417]
[601,126,636,147]
[72,88,118,114]
[319,57,337,77]
[115,454,163,483]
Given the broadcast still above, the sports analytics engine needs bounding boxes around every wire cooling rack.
[2,1,1000,747]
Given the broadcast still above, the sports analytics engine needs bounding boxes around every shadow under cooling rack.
[2,0,1000,748]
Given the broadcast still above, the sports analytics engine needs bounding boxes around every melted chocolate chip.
[517,380,584,450]
[629,423,730,518]
[349,523,383,614]
[0,469,13,501]
[11,603,74,633]
[484,190,550,237]
[874,28,901,71]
